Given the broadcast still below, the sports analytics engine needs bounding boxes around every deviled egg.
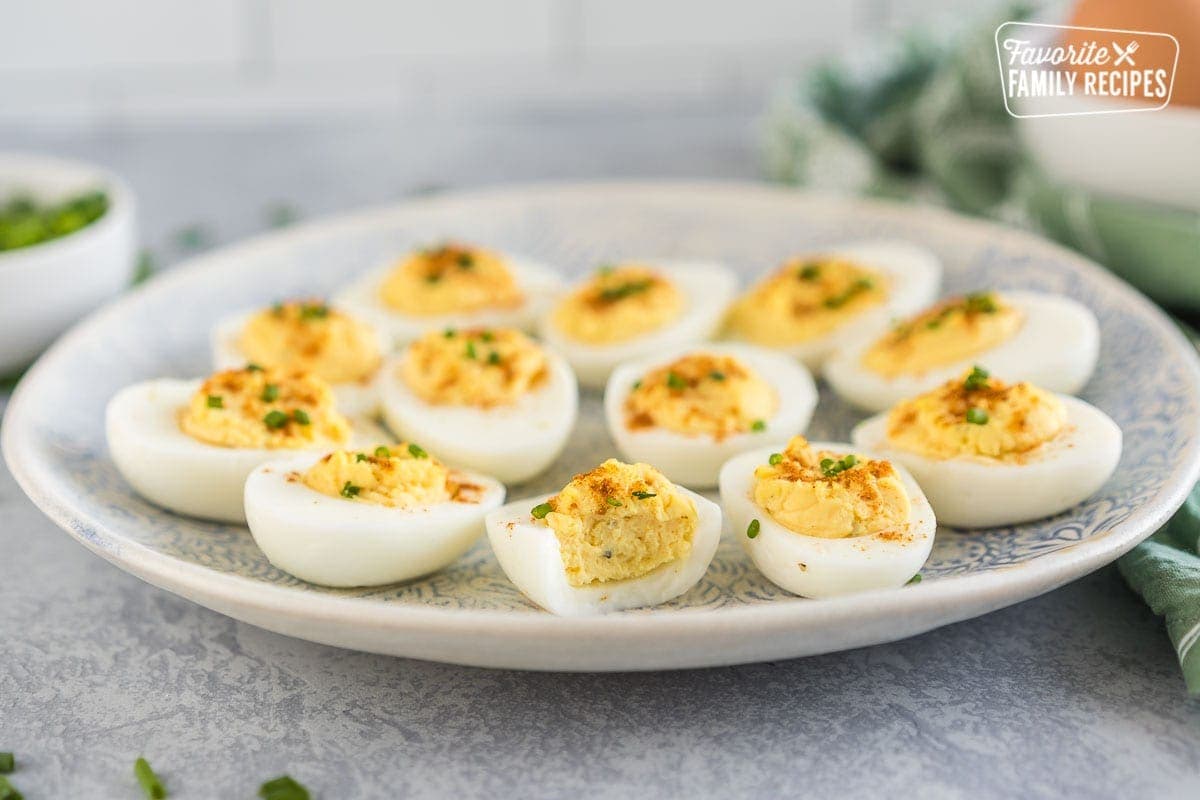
[825,290,1100,412]
[334,241,561,346]
[723,240,941,370]
[245,443,505,587]
[851,367,1122,528]
[539,261,737,387]
[719,436,936,598]
[210,299,387,416]
[107,366,382,522]
[604,344,817,488]
[379,326,577,484]
[486,459,722,615]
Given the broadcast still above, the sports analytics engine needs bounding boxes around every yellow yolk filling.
[301,444,484,508]
[552,265,684,345]
[725,256,886,346]
[886,370,1067,461]
[753,436,911,539]
[862,292,1023,377]
[401,327,549,407]
[237,300,383,384]
[624,352,776,440]
[378,243,524,315]
[179,367,351,449]
[536,459,696,587]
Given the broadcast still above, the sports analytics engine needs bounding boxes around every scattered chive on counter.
[0,753,12,773]
[0,775,23,800]
[258,775,310,800]
[134,757,167,799]
[0,190,108,252]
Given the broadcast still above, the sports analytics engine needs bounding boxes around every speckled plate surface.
[5,181,1200,671]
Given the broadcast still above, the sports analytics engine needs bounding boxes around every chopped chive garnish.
[598,279,652,303]
[821,454,859,477]
[666,371,686,391]
[206,395,223,409]
[246,362,264,372]
[709,370,726,381]
[823,277,874,309]
[407,443,428,459]
[0,753,12,773]
[487,351,501,365]
[298,303,328,320]
[746,519,760,539]
[134,757,167,799]
[263,410,289,429]
[964,365,990,391]
[751,419,767,432]
[457,252,474,269]
[465,340,477,360]
[606,497,623,507]
[0,776,23,800]
[798,263,821,281]
[443,328,456,338]
[355,453,368,462]
[340,481,361,499]
[260,383,279,402]
[531,502,553,519]
[425,273,442,283]
[908,573,923,584]
[632,379,642,390]
[966,407,989,425]
[480,330,494,342]
[768,452,783,466]
[258,775,310,800]
[632,490,657,499]
[965,291,998,313]
[292,409,311,425]
[375,445,391,458]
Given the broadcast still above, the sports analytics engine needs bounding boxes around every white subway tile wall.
[1,0,971,126]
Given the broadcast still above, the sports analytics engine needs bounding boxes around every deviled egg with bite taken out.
[604,343,817,488]
[379,326,577,484]
[723,240,940,371]
[334,241,561,346]
[245,443,505,587]
[539,260,737,388]
[106,365,384,522]
[851,367,1121,528]
[719,436,935,598]
[825,290,1099,412]
[210,298,387,416]
[486,459,722,615]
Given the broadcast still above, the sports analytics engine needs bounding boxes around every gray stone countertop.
[1,116,1198,799]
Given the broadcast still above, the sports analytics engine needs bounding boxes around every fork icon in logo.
[1112,40,1139,66]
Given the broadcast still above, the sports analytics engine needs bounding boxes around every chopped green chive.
[798,263,821,281]
[263,410,289,429]
[134,757,167,799]
[821,454,859,477]
[355,453,369,462]
[751,419,767,433]
[260,383,279,402]
[407,443,428,459]
[0,775,23,800]
[258,775,310,800]
[0,753,12,774]
[964,365,990,391]
[965,291,998,314]
[746,519,760,539]
[606,497,623,507]
[292,409,311,425]
[465,341,477,360]
[823,277,874,309]
[480,330,494,342]
[925,318,943,330]
[709,370,726,381]
[206,395,223,409]
[246,362,264,372]
[632,490,657,500]
[443,327,456,338]
[340,481,361,499]
[425,273,442,284]
[666,371,687,390]
[531,502,553,519]
[375,446,391,458]
[632,379,642,390]
[598,279,653,303]
[457,252,474,269]
[298,303,328,320]
[966,407,989,425]
[768,452,783,466]
[487,351,501,366]
[908,573,923,585]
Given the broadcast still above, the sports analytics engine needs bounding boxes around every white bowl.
[0,153,137,373]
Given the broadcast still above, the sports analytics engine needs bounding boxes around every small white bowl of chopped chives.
[0,152,137,374]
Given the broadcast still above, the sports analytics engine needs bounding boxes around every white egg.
[378,350,578,484]
[539,260,738,388]
[334,253,562,346]
[603,343,818,488]
[718,443,936,598]
[852,395,1122,528]
[729,240,942,370]
[105,379,386,523]
[825,291,1101,412]
[210,308,389,417]
[485,489,722,615]
[244,453,505,587]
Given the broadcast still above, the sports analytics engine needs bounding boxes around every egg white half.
[538,260,738,388]
[852,395,1122,528]
[210,309,389,417]
[244,452,505,587]
[730,240,942,371]
[825,290,1101,412]
[333,253,563,347]
[718,443,936,598]
[603,343,817,488]
[485,488,722,615]
[379,349,578,484]
[105,379,387,523]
